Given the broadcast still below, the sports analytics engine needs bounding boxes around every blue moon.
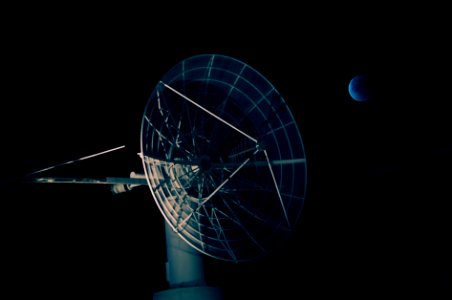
[348,75,370,102]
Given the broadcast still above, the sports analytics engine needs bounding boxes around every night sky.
[2,5,450,299]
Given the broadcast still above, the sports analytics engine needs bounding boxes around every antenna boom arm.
[31,176,148,186]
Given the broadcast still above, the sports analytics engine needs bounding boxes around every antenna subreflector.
[141,54,307,262]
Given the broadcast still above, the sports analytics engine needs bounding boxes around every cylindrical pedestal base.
[153,286,224,300]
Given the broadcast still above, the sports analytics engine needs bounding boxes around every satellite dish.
[141,54,307,262]
[23,53,307,299]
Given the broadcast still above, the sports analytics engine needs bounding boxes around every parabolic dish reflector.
[141,54,307,262]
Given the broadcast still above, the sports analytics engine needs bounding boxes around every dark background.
[2,4,450,298]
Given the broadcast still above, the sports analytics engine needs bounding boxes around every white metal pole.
[153,222,224,300]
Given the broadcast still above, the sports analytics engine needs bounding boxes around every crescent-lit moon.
[348,75,370,102]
